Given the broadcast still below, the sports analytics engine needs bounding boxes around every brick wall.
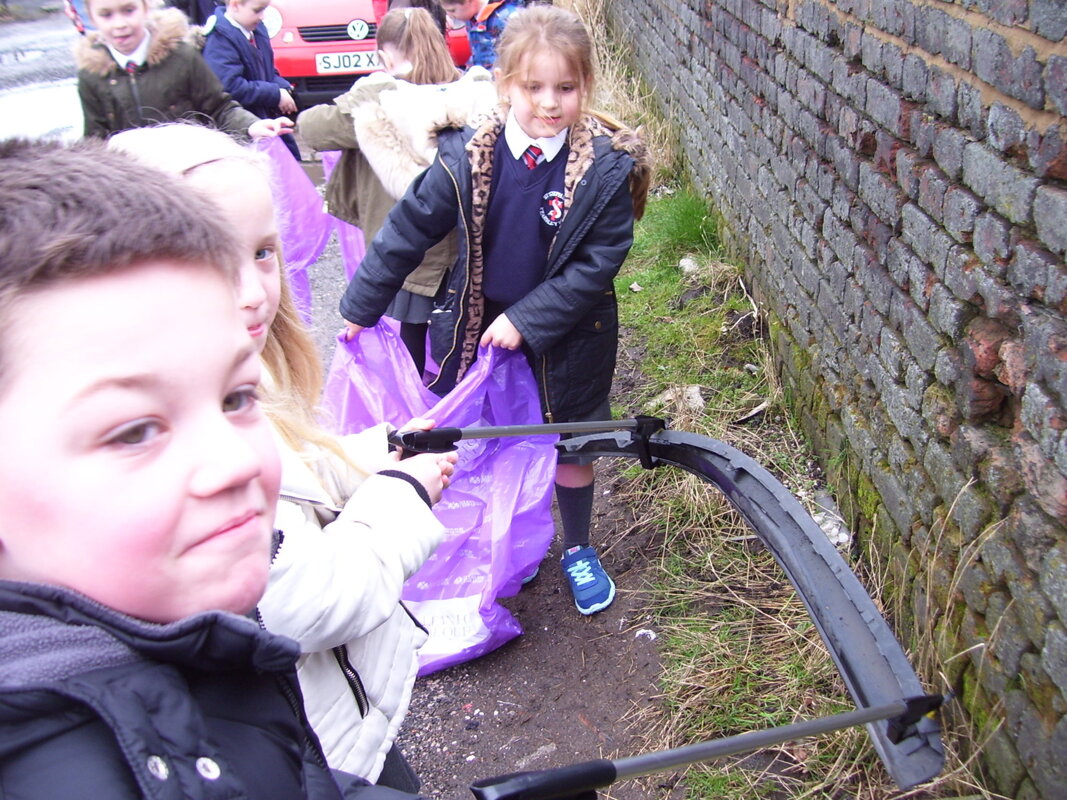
[603,1,1067,796]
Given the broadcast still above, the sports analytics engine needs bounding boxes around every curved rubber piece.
[555,429,944,790]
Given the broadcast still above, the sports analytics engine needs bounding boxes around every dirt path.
[394,340,687,800]
[398,461,681,800]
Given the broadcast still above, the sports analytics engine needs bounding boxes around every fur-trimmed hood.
[340,67,498,200]
[75,7,196,75]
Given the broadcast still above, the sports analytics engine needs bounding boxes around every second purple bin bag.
[321,322,558,674]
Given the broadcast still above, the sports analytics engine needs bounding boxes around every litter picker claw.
[412,417,945,796]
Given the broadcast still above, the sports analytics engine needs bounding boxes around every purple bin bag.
[256,137,333,324]
[321,151,367,281]
[320,322,558,674]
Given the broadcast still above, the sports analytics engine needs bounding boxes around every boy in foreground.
[0,138,420,800]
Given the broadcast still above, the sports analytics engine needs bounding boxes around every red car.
[263,0,382,108]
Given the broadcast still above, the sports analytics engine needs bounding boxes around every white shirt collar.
[224,11,255,40]
[503,108,568,164]
[108,32,151,69]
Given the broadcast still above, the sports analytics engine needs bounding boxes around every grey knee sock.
[556,482,595,551]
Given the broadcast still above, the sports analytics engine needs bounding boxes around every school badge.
[540,190,565,227]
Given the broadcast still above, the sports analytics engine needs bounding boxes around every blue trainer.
[560,546,615,615]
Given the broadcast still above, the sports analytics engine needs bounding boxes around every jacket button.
[196,757,222,780]
[594,320,603,330]
[146,755,169,781]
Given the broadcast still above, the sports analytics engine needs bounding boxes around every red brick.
[966,317,1013,377]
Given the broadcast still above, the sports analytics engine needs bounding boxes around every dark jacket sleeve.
[203,27,283,112]
[77,74,112,138]
[339,157,459,326]
[180,44,260,137]
[507,171,635,355]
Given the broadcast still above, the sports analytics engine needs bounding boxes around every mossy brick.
[927,66,959,123]
[901,52,928,102]
[956,80,985,139]
[901,202,952,274]
[859,29,883,78]
[1047,55,1067,118]
[952,482,998,542]
[1034,185,1067,256]
[931,344,963,388]
[962,141,1039,225]
[1021,382,1064,458]
[1014,683,1067,800]
[1008,239,1059,306]
[1040,545,1067,627]
[854,245,894,314]
[1029,122,1067,183]
[874,0,914,41]
[890,290,943,371]
[914,5,947,61]
[1006,497,1062,575]
[943,186,980,243]
[868,459,915,535]
[982,529,1024,584]
[905,359,931,405]
[1032,0,1067,40]
[981,726,1026,797]
[916,161,948,221]
[958,559,995,614]
[865,78,911,138]
[987,103,1026,155]
[929,283,976,339]
[924,437,968,503]
[1020,305,1067,399]
[1014,779,1041,800]
[1007,569,1055,649]
[857,161,903,226]
[923,381,958,436]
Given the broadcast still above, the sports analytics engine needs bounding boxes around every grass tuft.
[556,1,995,797]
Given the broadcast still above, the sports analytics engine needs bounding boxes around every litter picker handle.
[469,695,941,800]
[387,416,666,454]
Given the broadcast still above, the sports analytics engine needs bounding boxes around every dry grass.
[548,1,1000,797]
[556,0,678,182]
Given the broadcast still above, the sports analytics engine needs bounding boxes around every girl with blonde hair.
[109,122,457,792]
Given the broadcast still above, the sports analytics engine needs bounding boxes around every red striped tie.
[522,144,542,170]
[125,60,138,76]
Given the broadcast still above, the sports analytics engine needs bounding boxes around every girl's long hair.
[377,6,459,85]
[494,4,596,109]
[495,5,650,220]
[107,123,354,468]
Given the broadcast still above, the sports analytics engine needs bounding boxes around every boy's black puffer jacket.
[0,581,418,800]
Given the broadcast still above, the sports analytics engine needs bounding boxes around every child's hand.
[391,451,458,505]
[342,322,365,341]
[278,89,298,116]
[479,312,523,349]
[248,117,295,139]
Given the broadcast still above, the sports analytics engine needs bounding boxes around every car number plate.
[315,51,379,74]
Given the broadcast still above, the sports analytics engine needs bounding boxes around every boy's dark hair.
[0,137,239,388]
[388,0,447,34]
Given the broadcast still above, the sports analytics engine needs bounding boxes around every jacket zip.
[126,68,145,126]
[428,149,470,393]
[254,607,331,770]
[332,646,371,718]
[270,493,371,719]
[539,354,554,422]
